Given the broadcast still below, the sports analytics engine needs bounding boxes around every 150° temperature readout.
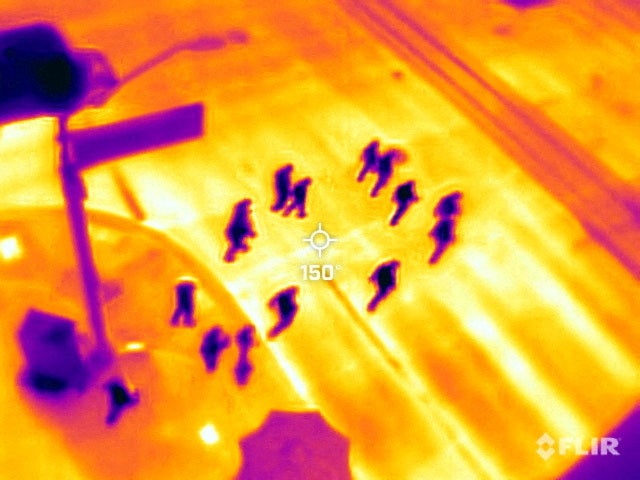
[301,264,341,281]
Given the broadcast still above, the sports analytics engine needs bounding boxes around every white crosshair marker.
[303,223,338,258]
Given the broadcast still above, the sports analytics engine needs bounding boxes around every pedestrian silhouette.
[367,260,400,312]
[234,324,257,386]
[234,359,253,387]
[370,150,398,197]
[429,191,463,264]
[357,140,405,197]
[357,139,380,182]
[429,217,456,264]
[390,181,418,226]
[267,286,299,339]
[224,199,257,262]
[434,191,462,218]
[271,164,294,212]
[283,177,312,218]
[170,278,197,327]
[200,326,231,372]
[104,378,139,426]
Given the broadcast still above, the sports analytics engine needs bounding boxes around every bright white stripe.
[447,289,589,437]
[515,244,639,387]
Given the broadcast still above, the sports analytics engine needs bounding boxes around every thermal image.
[1,1,640,479]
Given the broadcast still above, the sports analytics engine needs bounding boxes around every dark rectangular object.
[68,102,205,169]
[18,309,86,390]
[0,23,87,123]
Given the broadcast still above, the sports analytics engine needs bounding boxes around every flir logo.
[536,433,620,460]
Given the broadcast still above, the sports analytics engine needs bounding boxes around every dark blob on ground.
[224,199,257,263]
[271,165,312,219]
[170,279,197,327]
[433,191,462,218]
[104,378,139,426]
[357,139,406,197]
[200,326,231,372]
[283,177,312,219]
[18,309,87,393]
[268,286,299,339]
[429,191,463,264]
[429,218,456,264]
[390,180,419,226]
[0,23,88,124]
[271,164,294,212]
[234,325,258,386]
[357,139,380,182]
[367,260,400,312]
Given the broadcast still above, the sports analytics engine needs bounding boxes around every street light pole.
[58,115,113,366]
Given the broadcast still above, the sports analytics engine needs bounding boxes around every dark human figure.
[367,260,400,312]
[267,286,299,339]
[104,378,139,426]
[170,278,197,327]
[390,181,418,226]
[224,199,257,262]
[358,140,405,196]
[236,324,257,351]
[234,358,253,387]
[283,177,312,219]
[357,139,380,182]
[271,164,294,212]
[200,326,231,372]
[429,191,462,264]
[234,325,257,386]
[429,218,456,264]
[370,149,404,198]
[434,191,463,218]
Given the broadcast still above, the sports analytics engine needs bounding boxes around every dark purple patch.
[370,150,398,198]
[234,358,254,387]
[390,180,418,226]
[237,411,351,479]
[68,102,204,170]
[357,140,405,197]
[18,309,86,393]
[559,404,640,480]
[234,325,258,387]
[429,218,456,264]
[503,0,553,8]
[367,260,400,312]
[224,199,257,263]
[357,139,380,182]
[28,372,68,392]
[236,324,257,350]
[271,164,294,212]
[282,177,312,219]
[104,378,139,426]
[434,191,463,218]
[170,279,197,327]
[267,286,299,339]
[200,326,231,372]
[0,23,88,124]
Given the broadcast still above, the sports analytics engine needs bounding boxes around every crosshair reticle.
[303,223,338,258]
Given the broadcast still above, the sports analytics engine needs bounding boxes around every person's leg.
[271,166,292,211]
[390,204,408,226]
